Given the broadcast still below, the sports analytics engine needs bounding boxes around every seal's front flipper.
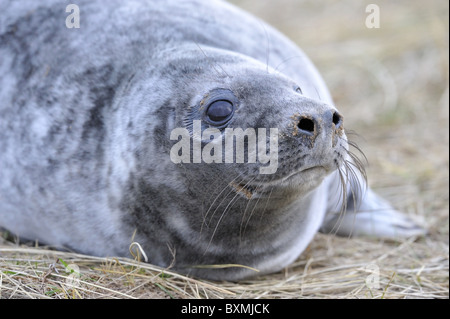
[320,187,427,239]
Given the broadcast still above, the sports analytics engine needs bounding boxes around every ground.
[0,0,448,298]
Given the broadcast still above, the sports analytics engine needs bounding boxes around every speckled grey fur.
[0,0,425,280]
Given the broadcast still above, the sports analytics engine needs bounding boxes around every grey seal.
[0,0,425,280]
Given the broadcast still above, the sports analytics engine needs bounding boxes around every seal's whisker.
[314,87,322,101]
[209,175,253,222]
[201,173,244,233]
[257,19,271,74]
[241,195,260,239]
[205,174,255,237]
[239,175,268,241]
[239,187,258,241]
[339,165,349,212]
[347,139,368,162]
[346,135,368,182]
[193,41,230,78]
[347,157,364,203]
[347,151,368,182]
[327,165,348,236]
[238,175,262,231]
[340,152,369,239]
[344,136,368,197]
[328,132,368,237]
[273,54,304,73]
[204,177,256,255]
[200,176,228,230]
[346,157,367,197]
[345,160,359,238]
[259,185,274,224]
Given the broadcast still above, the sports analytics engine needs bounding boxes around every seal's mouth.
[229,181,261,199]
[278,165,329,183]
[229,166,327,199]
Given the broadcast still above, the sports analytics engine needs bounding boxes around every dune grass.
[0,0,448,298]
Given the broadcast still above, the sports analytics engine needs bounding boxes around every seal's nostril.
[298,118,315,133]
[332,112,342,129]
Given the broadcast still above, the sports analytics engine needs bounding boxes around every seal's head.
[117,46,355,280]
[0,0,425,283]
[157,47,347,193]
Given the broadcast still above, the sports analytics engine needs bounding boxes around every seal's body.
[0,0,424,280]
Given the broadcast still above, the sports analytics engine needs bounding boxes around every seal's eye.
[206,100,234,124]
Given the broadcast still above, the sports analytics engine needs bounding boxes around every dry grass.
[1,0,448,298]
[0,234,447,299]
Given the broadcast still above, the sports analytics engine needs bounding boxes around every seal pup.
[0,0,425,280]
